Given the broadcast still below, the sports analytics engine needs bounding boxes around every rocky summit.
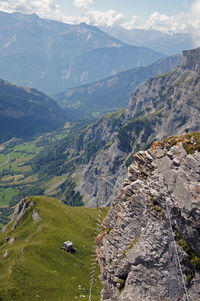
[97,134,200,301]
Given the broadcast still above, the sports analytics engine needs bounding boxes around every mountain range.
[0,53,181,144]
[101,26,194,55]
[0,11,164,94]
[55,54,181,120]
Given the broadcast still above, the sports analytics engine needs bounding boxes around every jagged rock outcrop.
[97,134,200,300]
[12,197,34,230]
[181,48,200,72]
[74,47,200,207]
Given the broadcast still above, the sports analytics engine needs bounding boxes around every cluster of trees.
[0,207,13,226]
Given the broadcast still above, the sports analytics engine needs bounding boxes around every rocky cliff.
[97,133,200,301]
[181,48,200,72]
[125,48,200,138]
[73,47,200,207]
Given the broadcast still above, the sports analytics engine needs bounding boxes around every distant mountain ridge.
[0,11,164,94]
[0,79,66,143]
[55,54,182,120]
[101,26,193,55]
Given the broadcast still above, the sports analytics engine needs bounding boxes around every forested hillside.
[0,79,66,143]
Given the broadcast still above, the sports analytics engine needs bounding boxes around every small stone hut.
[62,241,76,254]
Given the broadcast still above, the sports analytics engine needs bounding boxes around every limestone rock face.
[97,136,200,300]
[181,48,200,72]
[12,197,34,230]
[73,48,200,208]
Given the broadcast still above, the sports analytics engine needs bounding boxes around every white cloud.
[121,0,200,47]
[0,0,124,27]
[122,16,139,30]
[190,0,200,20]
[85,9,125,27]
[64,6,125,28]
[70,0,200,36]
[74,0,93,9]
[189,0,200,46]
[72,0,125,27]
[139,12,191,34]
[0,0,65,22]
[121,7,200,43]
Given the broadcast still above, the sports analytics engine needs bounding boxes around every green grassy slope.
[0,196,108,301]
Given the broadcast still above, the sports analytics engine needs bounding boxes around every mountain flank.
[0,79,65,143]
[68,47,200,207]
[0,195,108,301]
[55,54,181,120]
[97,133,200,300]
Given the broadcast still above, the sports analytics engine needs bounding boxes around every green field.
[0,154,8,165]
[0,188,18,207]
[0,161,10,172]
[13,144,41,153]
[0,196,108,301]
[0,141,41,230]
[9,143,42,162]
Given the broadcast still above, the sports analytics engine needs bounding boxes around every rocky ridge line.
[96,134,200,301]
[72,48,200,208]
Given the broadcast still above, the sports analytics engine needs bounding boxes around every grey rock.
[97,141,200,301]
[12,197,34,230]
[3,249,8,258]
[32,209,41,222]
[8,237,15,246]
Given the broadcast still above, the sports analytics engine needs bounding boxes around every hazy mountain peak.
[0,11,164,94]
[100,25,193,55]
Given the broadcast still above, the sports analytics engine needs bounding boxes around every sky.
[0,0,200,38]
